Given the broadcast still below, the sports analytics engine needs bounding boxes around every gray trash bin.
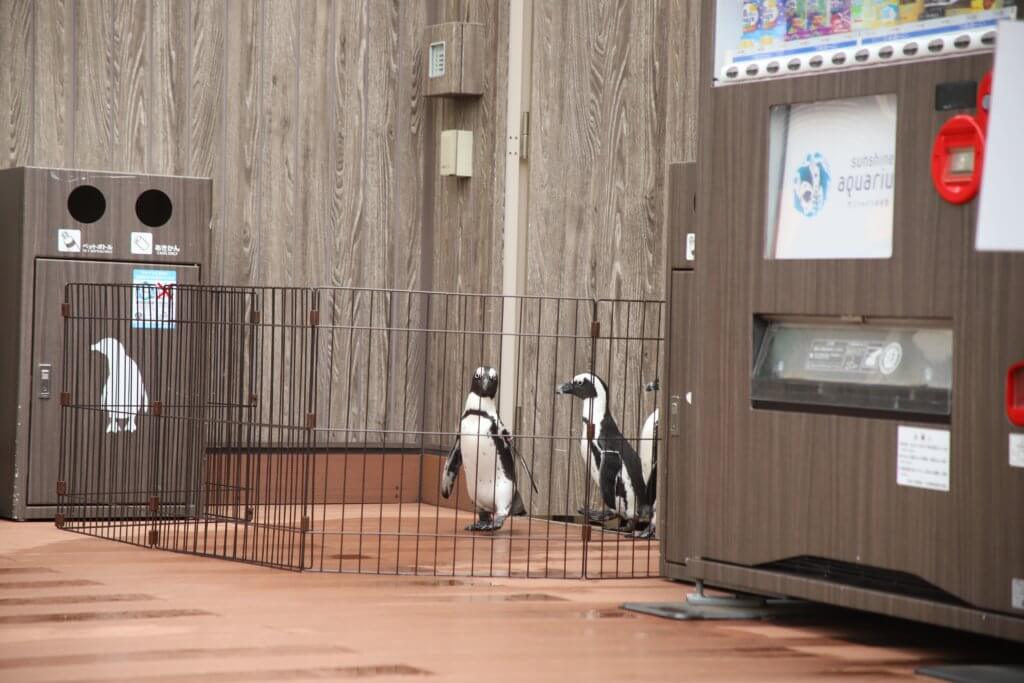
[0,167,211,520]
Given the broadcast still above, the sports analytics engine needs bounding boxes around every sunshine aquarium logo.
[793,153,831,218]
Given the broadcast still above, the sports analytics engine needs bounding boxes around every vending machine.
[661,2,1024,640]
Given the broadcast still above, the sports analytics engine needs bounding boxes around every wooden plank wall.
[518,0,694,517]
[0,0,700,518]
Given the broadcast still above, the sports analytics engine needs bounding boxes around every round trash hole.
[135,189,173,228]
[67,185,106,224]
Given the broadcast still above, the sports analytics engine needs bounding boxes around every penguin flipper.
[441,437,462,499]
[501,428,538,494]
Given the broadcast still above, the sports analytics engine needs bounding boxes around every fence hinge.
[147,529,159,546]
[148,496,160,513]
[249,392,259,406]
[586,422,595,441]
[60,392,71,406]
[54,513,65,529]
[308,309,320,327]
[300,516,310,532]
[249,309,261,324]
[151,401,162,417]
[56,480,67,497]
[305,412,316,430]
[590,320,600,338]
[519,110,530,160]
[61,302,71,318]
[581,524,592,544]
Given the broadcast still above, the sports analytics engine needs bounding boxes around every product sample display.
[715,0,1018,81]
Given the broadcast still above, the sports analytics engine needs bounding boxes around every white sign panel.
[1010,434,1024,469]
[130,231,154,255]
[132,269,176,330]
[58,228,81,253]
[976,21,1024,252]
[766,94,897,260]
[897,426,950,492]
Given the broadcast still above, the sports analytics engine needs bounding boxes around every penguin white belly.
[578,434,601,487]
[460,426,513,515]
[615,471,640,521]
[639,409,658,484]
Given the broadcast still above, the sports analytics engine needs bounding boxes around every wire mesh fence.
[56,284,663,578]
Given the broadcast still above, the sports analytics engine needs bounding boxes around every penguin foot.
[578,507,615,523]
[632,525,656,539]
[465,512,504,532]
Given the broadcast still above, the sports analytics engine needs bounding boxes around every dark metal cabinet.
[661,12,1024,641]
[0,167,211,520]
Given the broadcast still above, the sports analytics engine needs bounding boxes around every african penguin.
[442,366,537,531]
[631,379,659,539]
[555,373,648,530]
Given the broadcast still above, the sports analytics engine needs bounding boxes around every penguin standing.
[90,337,149,433]
[630,379,659,539]
[442,366,537,531]
[556,373,648,530]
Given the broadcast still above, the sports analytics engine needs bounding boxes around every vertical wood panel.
[33,0,74,167]
[258,0,297,284]
[189,0,224,276]
[221,0,263,284]
[111,0,148,171]
[389,0,430,441]
[665,0,700,164]
[0,0,32,168]
[73,0,114,169]
[297,0,332,286]
[150,0,189,175]
[527,0,667,302]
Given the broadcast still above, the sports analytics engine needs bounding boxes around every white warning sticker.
[132,269,176,330]
[897,426,950,492]
[1013,578,1024,611]
[58,228,81,253]
[1010,434,1024,469]
[130,231,154,255]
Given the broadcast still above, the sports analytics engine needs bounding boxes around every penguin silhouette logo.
[90,337,149,433]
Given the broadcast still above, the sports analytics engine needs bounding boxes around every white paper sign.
[1010,434,1024,469]
[767,94,897,260]
[897,426,950,492]
[132,269,176,330]
[1013,578,1024,611]
[976,21,1024,252]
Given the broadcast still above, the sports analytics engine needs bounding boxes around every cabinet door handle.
[670,395,680,436]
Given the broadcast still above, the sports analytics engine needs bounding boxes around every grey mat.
[916,665,1024,683]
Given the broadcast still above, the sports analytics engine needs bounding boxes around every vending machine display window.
[751,319,953,418]
[764,94,897,260]
[713,0,1017,84]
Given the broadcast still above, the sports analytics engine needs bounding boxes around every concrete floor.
[0,521,1019,682]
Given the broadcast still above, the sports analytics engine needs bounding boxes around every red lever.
[1007,361,1024,427]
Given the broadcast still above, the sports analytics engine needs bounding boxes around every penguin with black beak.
[442,366,537,531]
[556,373,649,531]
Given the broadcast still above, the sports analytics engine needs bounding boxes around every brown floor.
[0,520,1019,683]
